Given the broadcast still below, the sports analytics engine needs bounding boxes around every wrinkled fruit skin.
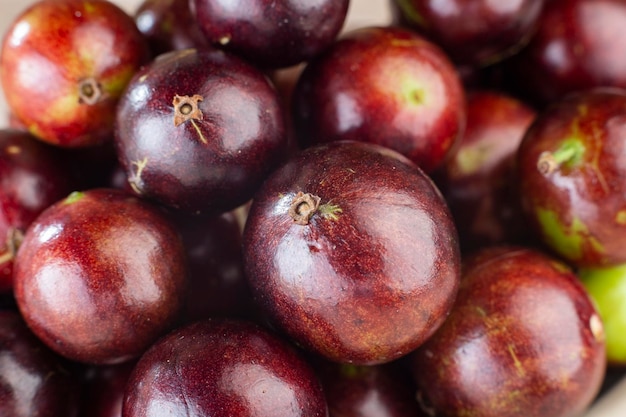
[13,188,187,365]
[115,48,288,215]
[410,246,607,417]
[243,141,461,365]
[0,0,150,147]
[292,26,466,174]
[517,88,626,268]
[190,0,350,69]
[0,311,80,417]
[123,319,329,417]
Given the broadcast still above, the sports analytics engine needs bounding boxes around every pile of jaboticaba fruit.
[2,0,626,416]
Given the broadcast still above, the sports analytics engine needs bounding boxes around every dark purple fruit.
[190,0,350,69]
[0,310,80,417]
[115,48,288,215]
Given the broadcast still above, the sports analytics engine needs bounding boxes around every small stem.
[173,94,204,127]
[289,192,321,225]
[78,78,102,105]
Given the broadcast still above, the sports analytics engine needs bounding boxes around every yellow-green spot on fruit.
[535,208,601,261]
[339,364,368,379]
[579,264,626,363]
[64,191,85,205]
[456,143,492,175]
[507,344,525,377]
[401,81,426,107]
[394,0,428,28]
[616,210,626,225]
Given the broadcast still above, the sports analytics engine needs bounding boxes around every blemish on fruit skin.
[5,145,21,155]
[589,314,605,343]
[615,210,626,225]
[507,344,525,377]
[535,207,604,261]
[128,157,149,195]
[63,191,85,205]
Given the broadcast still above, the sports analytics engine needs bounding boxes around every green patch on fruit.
[394,0,428,28]
[403,86,425,106]
[579,264,626,364]
[536,208,604,261]
[339,364,369,379]
[456,143,492,175]
[615,210,626,225]
[555,137,586,169]
[318,202,343,221]
[64,191,85,205]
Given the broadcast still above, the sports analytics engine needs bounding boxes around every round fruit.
[13,188,187,365]
[243,141,461,365]
[0,0,150,147]
[410,246,606,417]
[114,47,288,215]
[190,0,350,69]
[517,87,626,268]
[123,318,329,417]
[292,26,466,173]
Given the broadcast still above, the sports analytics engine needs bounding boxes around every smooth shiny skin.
[243,141,461,365]
[123,319,329,417]
[13,189,187,364]
[411,247,607,417]
[190,0,349,68]
[0,311,80,417]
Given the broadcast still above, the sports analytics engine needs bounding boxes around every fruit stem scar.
[173,94,204,127]
[289,192,321,225]
[537,139,585,175]
[78,77,103,105]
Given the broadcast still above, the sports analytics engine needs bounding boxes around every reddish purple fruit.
[0,129,78,293]
[13,188,187,365]
[190,0,350,69]
[115,48,288,215]
[292,26,466,173]
[123,319,329,417]
[410,246,607,417]
[517,88,626,268]
[0,310,80,417]
[0,0,150,147]
[243,141,461,365]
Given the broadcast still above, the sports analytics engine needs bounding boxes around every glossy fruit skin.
[410,246,607,417]
[190,0,350,69]
[392,0,544,67]
[0,129,78,293]
[316,360,428,417]
[0,311,80,417]
[510,0,626,105]
[243,141,461,365]
[432,90,537,253]
[13,188,187,365]
[579,263,626,366]
[0,0,150,147]
[170,210,254,322]
[115,48,288,215]
[517,88,626,268]
[78,361,136,417]
[134,0,211,57]
[123,318,329,417]
[292,26,466,174]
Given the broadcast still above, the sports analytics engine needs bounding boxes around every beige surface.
[0,1,623,416]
